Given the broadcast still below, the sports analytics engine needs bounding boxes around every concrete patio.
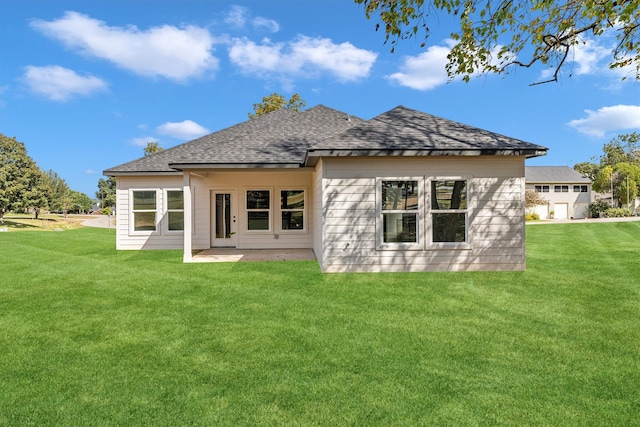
[190,248,317,263]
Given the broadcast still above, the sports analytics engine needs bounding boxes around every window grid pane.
[383,212,417,243]
[134,212,156,231]
[432,213,466,242]
[431,181,467,210]
[167,191,184,210]
[382,181,418,211]
[167,212,184,231]
[133,191,156,210]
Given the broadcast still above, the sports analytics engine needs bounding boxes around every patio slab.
[191,248,316,263]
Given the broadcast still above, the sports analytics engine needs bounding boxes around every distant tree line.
[575,132,640,210]
[1,133,93,223]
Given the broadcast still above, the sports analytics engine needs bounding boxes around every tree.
[70,191,93,214]
[598,132,640,167]
[248,93,306,119]
[574,162,599,180]
[43,169,70,214]
[19,168,49,219]
[0,133,43,223]
[356,0,640,84]
[144,141,163,157]
[525,189,547,209]
[96,176,116,209]
[593,163,640,207]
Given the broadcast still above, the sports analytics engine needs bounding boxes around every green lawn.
[1,223,639,425]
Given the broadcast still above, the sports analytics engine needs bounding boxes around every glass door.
[211,190,237,247]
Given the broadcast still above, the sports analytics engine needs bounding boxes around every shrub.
[604,207,633,217]
[590,200,610,218]
[525,213,540,221]
[102,207,112,216]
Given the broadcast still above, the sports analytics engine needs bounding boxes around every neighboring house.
[525,166,592,219]
[104,105,547,272]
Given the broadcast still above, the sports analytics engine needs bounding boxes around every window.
[280,190,305,231]
[166,190,184,231]
[554,185,569,192]
[573,185,588,193]
[246,190,270,231]
[132,190,157,232]
[535,185,549,193]
[380,180,419,244]
[431,180,468,243]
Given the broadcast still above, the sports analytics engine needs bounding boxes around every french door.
[211,190,238,247]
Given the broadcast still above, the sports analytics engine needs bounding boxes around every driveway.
[81,215,116,228]
[527,216,640,225]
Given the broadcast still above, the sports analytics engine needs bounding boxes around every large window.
[246,190,271,231]
[166,190,184,231]
[554,185,569,192]
[431,180,468,243]
[535,185,549,193]
[380,180,419,245]
[132,190,157,232]
[573,185,588,192]
[280,190,305,231]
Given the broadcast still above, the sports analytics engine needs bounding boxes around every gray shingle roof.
[104,104,547,175]
[313,106,545,151]
[525,166,591,183]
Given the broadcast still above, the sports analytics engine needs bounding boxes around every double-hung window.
[430,179,468,244]
[132,190,157,232]
[166,190,184,232]
[378,180,421,249]
[246,190,271,231]
[280,190,305,231]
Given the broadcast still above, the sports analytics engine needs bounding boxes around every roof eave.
[102,170,181,177]
[169,162,304,170]
[305,148,548,166]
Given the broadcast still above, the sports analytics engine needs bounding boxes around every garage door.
[554,203,568,219]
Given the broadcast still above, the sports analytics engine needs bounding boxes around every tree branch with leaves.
[356,0,640,84]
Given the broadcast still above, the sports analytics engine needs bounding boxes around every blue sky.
[2,0,639,197]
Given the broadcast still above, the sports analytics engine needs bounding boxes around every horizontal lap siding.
[320,157,526,272]
[201,171,314,250]
[115,175,185,250]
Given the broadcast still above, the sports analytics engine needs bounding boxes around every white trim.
[426,176,472,250]
[211,189,239,248]
[183,174,193,262]
[129,189,160,236]
[244,188,273,233]
[276,187,308,234]
[163,188,185,235]
[376,177,424,251]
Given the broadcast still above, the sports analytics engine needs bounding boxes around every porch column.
[183,171,193,262]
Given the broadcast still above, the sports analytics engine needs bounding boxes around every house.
[104,105,548,272]
[525,166,592,219]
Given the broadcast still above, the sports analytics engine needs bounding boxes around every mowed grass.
[0,223,639,425]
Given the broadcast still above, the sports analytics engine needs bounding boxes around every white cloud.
[567,105,640,137]
[156,120,210,140]
[31,11,219,82]
[253,17,279,33]
[23,65,107,101]
[84,169,98,175]
[229,36,377,82]
[224,6,247,28]
[387,45,450,90]
[131,136,159,147]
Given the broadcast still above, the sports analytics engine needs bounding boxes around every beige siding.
[116,171,314,251]
[318,157,526,272]
[115,175,186,250]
